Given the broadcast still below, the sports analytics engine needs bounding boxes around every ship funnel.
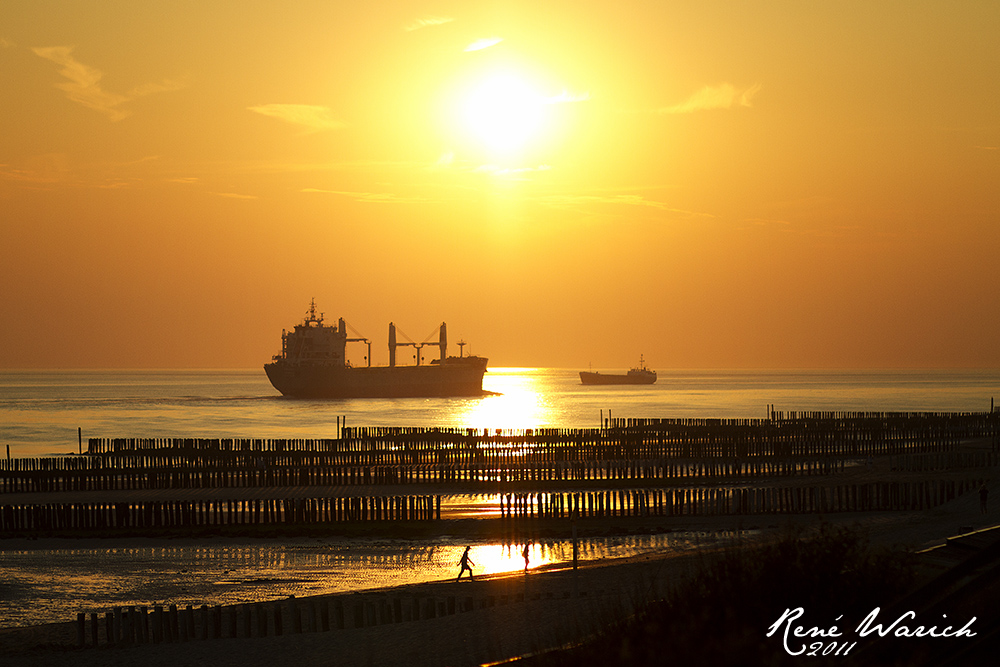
[439,322,447,360]
[388,322,396,367]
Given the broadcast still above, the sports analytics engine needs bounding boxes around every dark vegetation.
[517,523,925,666]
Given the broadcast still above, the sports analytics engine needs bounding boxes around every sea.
[2,367,998,458]
[1,367,998,628]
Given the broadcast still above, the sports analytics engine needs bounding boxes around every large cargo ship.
[264,301,489,398]
[579,356,657,385]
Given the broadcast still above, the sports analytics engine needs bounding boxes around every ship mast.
[305,298,323,326]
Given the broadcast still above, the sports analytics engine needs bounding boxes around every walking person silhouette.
[522,543,530,572]
[456,546,475,582]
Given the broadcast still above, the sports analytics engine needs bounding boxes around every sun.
[454,71,551,158]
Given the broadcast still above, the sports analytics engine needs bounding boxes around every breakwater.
[0,480,986,535]
[2,412,996,495]
[1,412,996,536]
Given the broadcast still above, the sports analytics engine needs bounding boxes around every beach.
[3,475,998,667]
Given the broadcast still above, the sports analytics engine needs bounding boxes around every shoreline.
[0,494,998,667]
[8,460,993,638]
[4,521,999,667]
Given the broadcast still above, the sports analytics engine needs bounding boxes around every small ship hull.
[579,371,656,385]
[266,357,489,398]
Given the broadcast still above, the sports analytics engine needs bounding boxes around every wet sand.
[4,487,999,667]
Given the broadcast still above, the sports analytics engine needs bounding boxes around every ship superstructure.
[264,301,488,398]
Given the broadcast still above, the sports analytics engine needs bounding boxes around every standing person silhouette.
[522,543,530,572]
[456,546,475,582]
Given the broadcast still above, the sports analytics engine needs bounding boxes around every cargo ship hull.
[266,358,489,398]
[579,371,656,385]
[264,302,489,398]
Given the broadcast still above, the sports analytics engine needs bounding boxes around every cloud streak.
[658,83,761,114]
[248,104,345,132]
[213,192,258,200]
[539,192,715,219]
[301,188,431,204]
[547,90,590,104]
[33,46,185,121]
[465,37,503,52]
[405,17,454,32]
[473,164,552,177]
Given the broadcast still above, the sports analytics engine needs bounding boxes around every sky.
[2,0,998,369]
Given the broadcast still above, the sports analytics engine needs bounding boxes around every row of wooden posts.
[21,411,984,462]
[6,449,1000,495]
[0,495,440,534]
[498,479,984,518]
[3,412,996,486]
[76,587,550,648]
[0,480,983,535]
[0,457,853,494]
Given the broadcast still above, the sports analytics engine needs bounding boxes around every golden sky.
[2,1,998,369]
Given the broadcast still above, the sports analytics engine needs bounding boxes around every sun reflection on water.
[1,531,752,627]
[458,368,553,431]
[464,542,552,576]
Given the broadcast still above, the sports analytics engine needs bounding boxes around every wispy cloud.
[33,46,185,121]
[301,188,431,204]
[213,192,258,200]
[539,192,715,218]
[1,153,165,190]
[248,104,345,132]
[473,164,552,177]
[0,159,68,186]
[405,17,454,32]
[465,37,503,52]
[658,83,761,114]
[546,90,590,104]
[1,37,15,49]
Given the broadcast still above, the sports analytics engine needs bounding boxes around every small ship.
[579,355,657,385]
[264,301,489,398]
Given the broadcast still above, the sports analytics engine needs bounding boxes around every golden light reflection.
[466,542,552,576]
[457,368,551,430]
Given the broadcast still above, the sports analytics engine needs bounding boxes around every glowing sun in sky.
[454,71,551,157]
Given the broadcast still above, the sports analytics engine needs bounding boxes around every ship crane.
[388,322,448,367]
[343,321,372,367]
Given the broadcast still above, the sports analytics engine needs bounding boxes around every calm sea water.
[1,368,998,458]
[2,368,998,628]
